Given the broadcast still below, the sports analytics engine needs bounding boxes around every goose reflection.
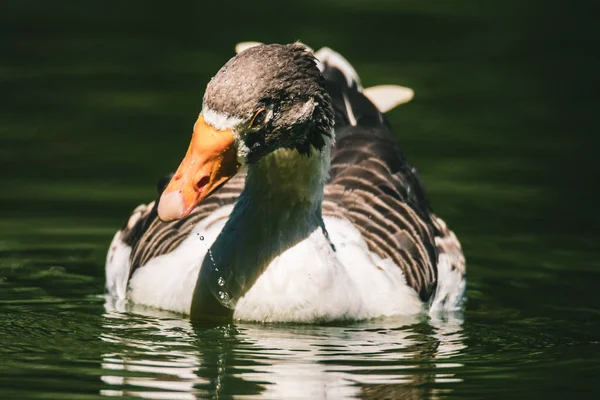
[100,298,465,399]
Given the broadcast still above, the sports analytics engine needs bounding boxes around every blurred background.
[0,0,598,399]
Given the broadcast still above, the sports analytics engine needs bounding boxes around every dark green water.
[1,1,599,398]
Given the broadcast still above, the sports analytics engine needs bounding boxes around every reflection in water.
[101,298,208,399]
[101,298,465,399]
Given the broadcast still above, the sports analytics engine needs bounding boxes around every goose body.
[106,43,465,322]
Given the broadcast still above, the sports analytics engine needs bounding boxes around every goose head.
[158,43,334,222]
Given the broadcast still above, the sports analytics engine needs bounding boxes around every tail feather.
[363,85,414,113]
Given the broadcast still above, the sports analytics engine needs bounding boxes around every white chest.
[128,208,423,322]
[233,217,423,322]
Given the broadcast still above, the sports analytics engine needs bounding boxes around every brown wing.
[321,59,464,302]
[323,126,440,301]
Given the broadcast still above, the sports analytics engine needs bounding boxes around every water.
[1,0,599,398]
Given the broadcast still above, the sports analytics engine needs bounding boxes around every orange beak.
[158,115,240,222]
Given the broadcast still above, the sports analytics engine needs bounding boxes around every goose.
[106,43,465,322]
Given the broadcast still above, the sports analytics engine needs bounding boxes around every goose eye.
[249,108,267,128]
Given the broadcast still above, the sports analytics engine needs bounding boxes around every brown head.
[158,44,334,221]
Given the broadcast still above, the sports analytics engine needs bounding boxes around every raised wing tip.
[235,41,263,54]
[314,46,362,90]
[363,85,415,113]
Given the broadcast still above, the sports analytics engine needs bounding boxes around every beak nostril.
[196,176,210,191]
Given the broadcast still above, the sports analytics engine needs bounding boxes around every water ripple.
[99,299,466,399]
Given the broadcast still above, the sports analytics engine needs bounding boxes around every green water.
[1,0,598,398]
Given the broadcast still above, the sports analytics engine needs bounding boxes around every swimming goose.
[106,43,465,322]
